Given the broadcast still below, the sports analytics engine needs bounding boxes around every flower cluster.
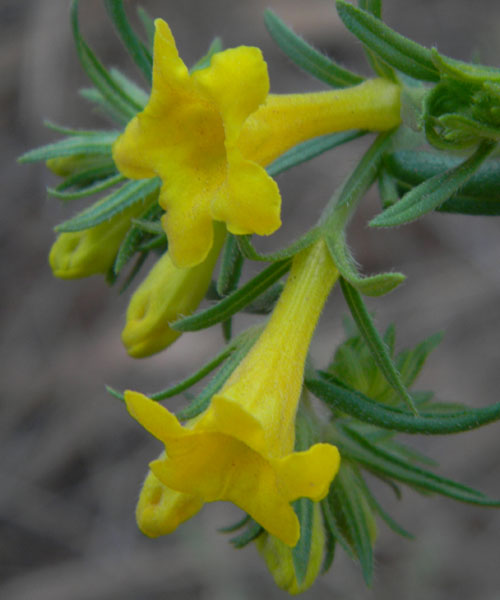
[22,0,500,595]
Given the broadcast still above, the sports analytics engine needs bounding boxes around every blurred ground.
[2,1,500,598]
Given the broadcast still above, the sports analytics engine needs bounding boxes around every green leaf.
[292,498,314,585]
[243,281,284,315]
[356,0,396,81]
[55,178,161,232]
[217,235,244,297]
[340,278,417,413]
[110,69,149,107]
[18,132,118,163]
[370,140,497,227]
[219,514,251,534]
[137,6,155,51]
[71,0,142,120]
[53,162,118,193]
[106,343,233,403]
[237,227,321,263]
[190,37,223,73]
[104,0,153,83]
[176,327,262,420]
[48,173,125,200]
[230,520,263,548]
[396,332,443,388]
[264,9,364,88]
[339,425,500,505]
[113,204,163,275]
[79,87,130,125]
[309,372,500,435]
[321,497,357,561]
[431,49,500,85]
[321,132,405,296]
[266,130,366,178]
[336,1,440,82]
[172,260,291,332]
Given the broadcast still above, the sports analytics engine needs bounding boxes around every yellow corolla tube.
[125,239,341,547]
[122,222,226,358]
[113,18,401,269]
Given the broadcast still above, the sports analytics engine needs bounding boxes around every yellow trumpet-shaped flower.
[256,502,325,594]
[136,453,203,538]
[125,239,341,546]
[122,223,226,358]
[113,19,401,269]
[49,200,153,279]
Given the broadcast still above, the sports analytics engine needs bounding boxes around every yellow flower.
[113,19,401,269]
[122,223,226,358]
[49,200,153,279]
[125,239,341,546]
[136,453,203,538]
[256,502,325,595]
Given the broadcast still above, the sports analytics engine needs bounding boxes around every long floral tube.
[125,239,341,546]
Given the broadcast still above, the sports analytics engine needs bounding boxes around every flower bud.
[256,502,325,595]
[122,223,226,358]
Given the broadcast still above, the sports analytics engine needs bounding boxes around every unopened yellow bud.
[122,223,226,358]
[136,452,203,537]
[49,201,152,279]
[256,502,325,595]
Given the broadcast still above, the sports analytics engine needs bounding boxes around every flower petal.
[125,390,185,441]
[211,151,281,236]
[192,46,269,145]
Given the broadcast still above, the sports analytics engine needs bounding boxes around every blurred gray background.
[2,1,500,598]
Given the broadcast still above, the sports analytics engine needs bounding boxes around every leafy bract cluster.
[20,0,500,595]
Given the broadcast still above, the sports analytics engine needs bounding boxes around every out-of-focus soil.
[2,1,500,598]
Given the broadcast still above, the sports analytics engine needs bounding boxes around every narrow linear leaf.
[79,87,130,125]
[243,281,284,315]
[230,520,263,548]
[237,228,321,262]
[19,133,118,164]
[137,6,155,51]
[336,1,440,82]
[219,514,251,534]
[130,219,164,235]
[292,498,314,585]
[176,327,262,420]
[309,373,500,435]
[172,260,291,332]
[264,9,364,88]
[71,0,142,119]
[217,234,244,297]
[118,250,149,293]
[340,278,417,413]
[104,0,153,83]
[340,425,500,505]
[110,69,149,107]
[321,497,357,561]
[371,140,497,227]
[55,177,161,232]
[48,173,125,200]
[54,163,118,192]
[190,37,223,73]
[396,332,443,388]
[357,0,397,81]
[431,48,500,84]
[267,130,366,178]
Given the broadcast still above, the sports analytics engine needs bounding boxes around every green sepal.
[172,260,291,332]
[113,204,163,276]
[370,140,497,227]
[338,424,500,506]
[237,228,321,262]
[217,234,244,297]
[320,133,405,297]
[336,1,440,82]
[103,0,153,83]
[55,177,161,232]
[230,520,264,549]
[48,173,125,200]
[309,371,500,435]
[71,0,143,121]
[18,132,118,164]
[267,130,366,179]
[340,278,417,413]
[175,327,263,420]
[190,37,223,73]
[264,9,364,88]
[292,498,314,585]
[327,463,374,585]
